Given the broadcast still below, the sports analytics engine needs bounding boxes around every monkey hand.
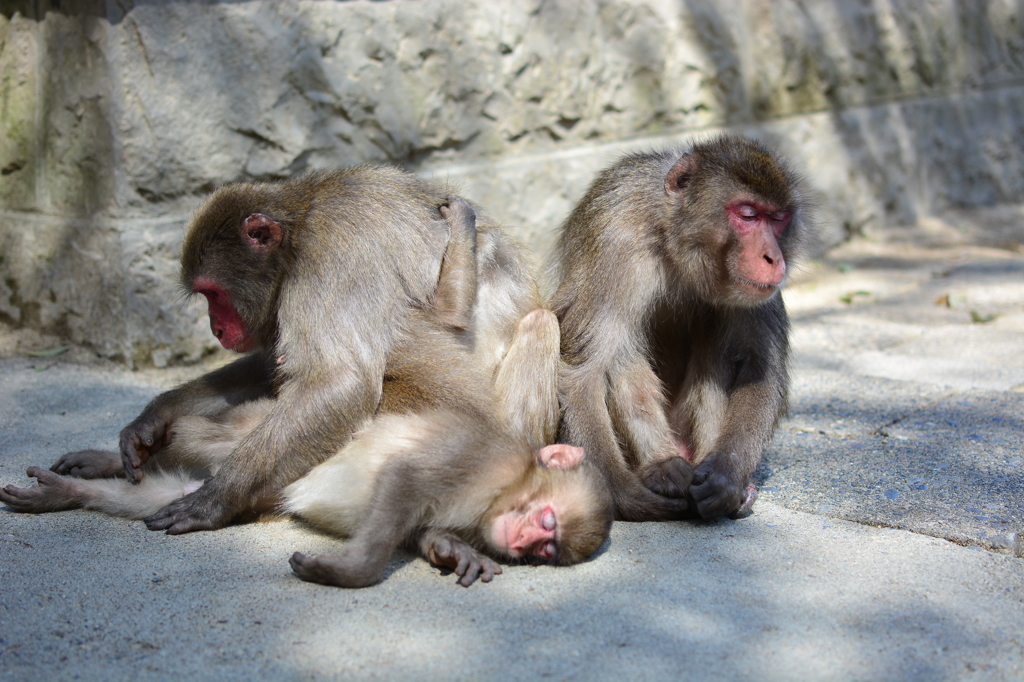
[688,454,749,519]
[143,482,232,534]
[640,457,694,498]
[119,410,174,483]
[51,449,124,479]
[421,530,502,587]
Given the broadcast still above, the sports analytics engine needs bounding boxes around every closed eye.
[535,541,557,561]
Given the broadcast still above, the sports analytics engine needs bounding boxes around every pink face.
[192,276,254,352]
[726,200,790,299]
[491,501,560,562]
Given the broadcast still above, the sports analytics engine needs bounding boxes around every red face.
[192,276,254,352]
[726,200,790,300]
[491,501,560,562]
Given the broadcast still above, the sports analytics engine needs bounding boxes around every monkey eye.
[541,508,557,531]
[535,541,557,561]
[769,211,790,223]
[195,287,219,302]
[737,205,758,222]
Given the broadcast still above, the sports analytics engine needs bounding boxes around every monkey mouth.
[737,278,779,297]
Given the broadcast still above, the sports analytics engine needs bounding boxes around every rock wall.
[1,0,1022,365]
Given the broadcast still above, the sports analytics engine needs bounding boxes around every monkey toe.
[439,195,475,225]
[51,449,123,479]
[729,484,758,519]
[145,513,215,534]
[289,552,324,583]
[289,552,379,588]
[690,480,745,520]
[0,468,79,513]
[641,458,693,498]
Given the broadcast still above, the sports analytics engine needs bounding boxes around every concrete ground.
[1,207,1023,681]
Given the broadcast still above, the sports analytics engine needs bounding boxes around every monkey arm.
[289,459,427,588]
[143,370,380,534]
[120,353,275,482]
[688,305,789,519]
[416,528,502,587]
[560,367,690,522]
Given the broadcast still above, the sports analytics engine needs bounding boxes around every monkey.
[44,166,555,536]
[549,135,810,522]
[1,280,611,588]
[286,316,612,587]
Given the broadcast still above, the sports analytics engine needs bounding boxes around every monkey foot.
[729,484,758,520]
[51,449,124,479]
[0,466,83,513]
[288,552,380,589]
[641,457,694,498]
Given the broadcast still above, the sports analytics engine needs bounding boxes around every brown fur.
[551,136,811,521]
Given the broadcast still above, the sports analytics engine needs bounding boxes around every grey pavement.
[2,209,1023,681]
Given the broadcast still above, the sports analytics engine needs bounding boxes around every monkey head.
[486,444,614,566]
[180,184,290,352]
[663,136,805,308]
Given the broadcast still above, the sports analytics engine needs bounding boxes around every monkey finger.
[144,501,212,534]
[479,560,500,583]
[458,561,483,587]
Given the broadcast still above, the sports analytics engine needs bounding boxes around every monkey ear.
[536,444,586,470]
[664,154,695,195]
[242,213,283,252]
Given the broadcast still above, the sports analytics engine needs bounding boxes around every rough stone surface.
[1,0,1023,363]
[763,210,1024,556]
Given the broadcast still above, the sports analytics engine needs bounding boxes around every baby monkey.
[1,197,613,587]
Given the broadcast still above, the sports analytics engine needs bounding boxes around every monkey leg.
[288,548,388,589]
[1,466,204,519]
[560,369,690,522]
[494,308,561,450]
[51,449,125,479]
[433,196,478,332]
[417,528,502,587]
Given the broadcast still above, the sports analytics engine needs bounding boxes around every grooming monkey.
[115,166,557,532]
[2,176,612,585]
[551,136,811,521]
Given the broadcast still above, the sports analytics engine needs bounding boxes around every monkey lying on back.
[552,136,812,521]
